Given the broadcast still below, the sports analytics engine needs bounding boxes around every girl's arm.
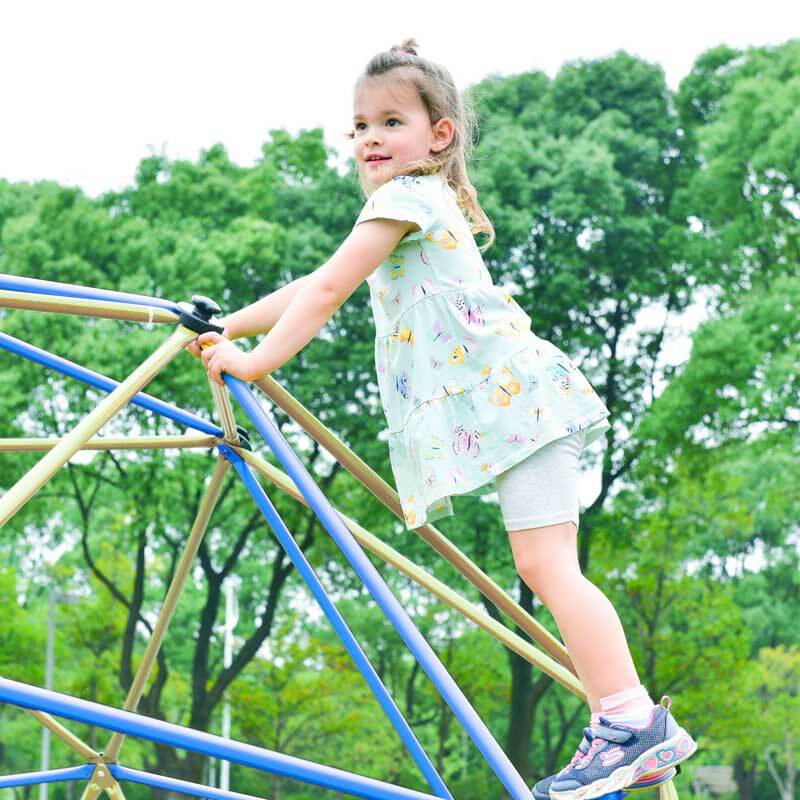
[222,274,313,339]
[197,217,417,383]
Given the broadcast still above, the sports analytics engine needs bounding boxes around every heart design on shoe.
[643,756,659,770]
[657,749,675,763]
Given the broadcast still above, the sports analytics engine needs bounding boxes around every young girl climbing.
[188,39,696,800]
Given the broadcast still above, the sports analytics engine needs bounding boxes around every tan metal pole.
[0,435,220,452]
[0,290,179,324]
[23,709,101,762]
[208,381,240,443]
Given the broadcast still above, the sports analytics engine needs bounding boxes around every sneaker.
[532,732,592,800]
[548,696,697,800]
[535,729,678,799]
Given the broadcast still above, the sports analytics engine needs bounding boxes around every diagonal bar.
[226,377,532,800]
[0,676,442,800]
[102,456,231,762]
[254,375,577,676]
[0,331,224,437]
[23,709,101,762]
[235,446,585,699]
[221,446,452,800]
[0,327,196,528]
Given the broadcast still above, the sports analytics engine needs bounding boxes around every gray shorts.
[495,430,585,532]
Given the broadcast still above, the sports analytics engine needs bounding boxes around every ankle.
[598,684,655,727]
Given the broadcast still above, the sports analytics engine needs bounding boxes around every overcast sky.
[1,1,797,198]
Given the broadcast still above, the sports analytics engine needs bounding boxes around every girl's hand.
[186,325,230,358]
[197,331,256,386]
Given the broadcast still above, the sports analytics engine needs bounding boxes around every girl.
[190,39,696,800]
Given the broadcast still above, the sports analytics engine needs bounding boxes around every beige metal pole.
[208,381,240,443]
[0,327,196,529]
[254,376,577,677]
[0,435,220,452]
[23,709,101,762]
[236,446,586,700]
[102,456,231,763]
[0,290,179,324]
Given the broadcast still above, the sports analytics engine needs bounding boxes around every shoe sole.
[623,766,677,793]
[542,769,676,800]
[549,728,697,800]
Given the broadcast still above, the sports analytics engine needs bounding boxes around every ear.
[430,117,455,153]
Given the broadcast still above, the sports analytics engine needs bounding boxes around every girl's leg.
[507,520,640,712]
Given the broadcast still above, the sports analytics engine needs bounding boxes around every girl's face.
[353,79,451,188]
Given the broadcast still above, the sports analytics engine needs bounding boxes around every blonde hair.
[346,38,495,252]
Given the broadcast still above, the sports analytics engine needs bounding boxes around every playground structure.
[0,273,681,800]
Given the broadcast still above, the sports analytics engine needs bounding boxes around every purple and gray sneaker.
[548,696,696,800]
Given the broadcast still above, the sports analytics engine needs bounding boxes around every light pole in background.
[40,587,80,800]
[219,577,239,792]
[207,576,239,793]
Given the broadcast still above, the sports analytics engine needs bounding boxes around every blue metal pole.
[219,446,451,800]
[0,332,224,437]
[0,765,94,789]
[108,765,286,800]
[224,376,533,800]
[0,677,440,800]
[0,273,181,315]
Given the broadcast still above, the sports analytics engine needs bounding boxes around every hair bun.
[393,37,419,56]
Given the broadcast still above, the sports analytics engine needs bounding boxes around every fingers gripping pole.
[0,327,197,529]
[225,376,533,800]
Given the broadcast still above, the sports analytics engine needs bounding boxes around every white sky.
[1,2,794,538]
[0,1,796,197]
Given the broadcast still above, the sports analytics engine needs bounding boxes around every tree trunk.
[733,754,756,800]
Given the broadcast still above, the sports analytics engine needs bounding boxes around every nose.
[362,124,383,148]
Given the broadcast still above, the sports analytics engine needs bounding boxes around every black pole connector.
[235,425,252,451]
[178,295,225,335]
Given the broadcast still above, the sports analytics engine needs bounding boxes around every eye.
[386,118,401,127]
[354,122,366,131]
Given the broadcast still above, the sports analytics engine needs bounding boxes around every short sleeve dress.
[353,174,611,530]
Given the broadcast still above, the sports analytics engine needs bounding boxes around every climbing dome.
[0,274,681,800]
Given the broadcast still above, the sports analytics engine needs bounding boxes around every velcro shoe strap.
[594,725,634,744]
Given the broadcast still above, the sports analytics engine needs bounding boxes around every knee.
[514,555,582,606]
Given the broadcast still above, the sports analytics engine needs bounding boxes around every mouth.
[365,156,391,165]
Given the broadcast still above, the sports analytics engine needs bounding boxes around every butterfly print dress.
[353,174,611,530]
